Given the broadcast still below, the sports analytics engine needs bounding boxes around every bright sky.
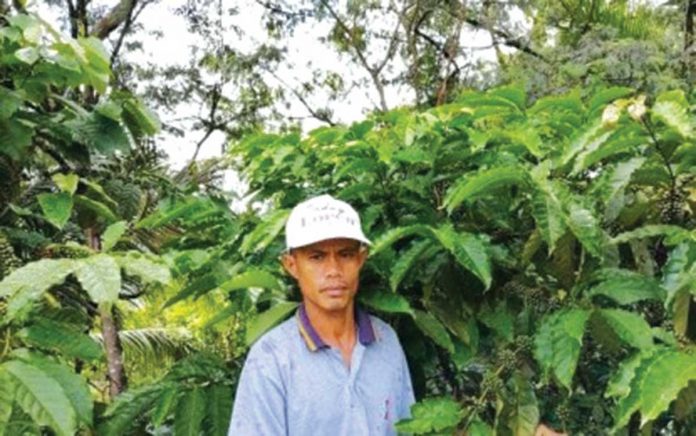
[35,0,506,198]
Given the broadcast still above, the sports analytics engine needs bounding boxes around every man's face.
[282,238,367,314]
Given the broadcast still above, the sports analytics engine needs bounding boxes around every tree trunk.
[686,0,696,82]
[87,228,127,398]
[99,304,128,398]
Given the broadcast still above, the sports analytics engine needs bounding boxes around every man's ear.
[356,246,368,269]
[281,252,299,280]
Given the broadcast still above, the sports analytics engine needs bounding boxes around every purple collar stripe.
[296,304,377,352]
[356,308,377,345]
[297,304,328,351]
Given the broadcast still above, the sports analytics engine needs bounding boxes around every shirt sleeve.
[396,342,416,421]
[228,340,287,435]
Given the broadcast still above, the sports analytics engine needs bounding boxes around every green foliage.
[534,309,590,390]
[2,3,696,433]
[394,397,464,434]
[1,360,78,436]
[245,301,299,346]
[216,81,696,433]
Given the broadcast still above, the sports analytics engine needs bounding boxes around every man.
[228,194,415,435]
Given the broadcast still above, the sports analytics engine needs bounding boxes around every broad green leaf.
[14,47,39,64]
[560,120,603,167]
[661,243,696,305]
[588,87,634,116]
[534,309,589,390]
[566,203,611,260]
[67,111,130,154]
[0,87,21,119]
[2,360,77,436]
[218,269,283,293]
[479,303,514,342]
[413,309,455,353]
[240,209,289,254]
[612,225,690,245]
[595,309,653,350]
[1,259,76,319]
[581,135,646,170]
[432,225,491,289]
[395,397,464,433]
[389,239,433,291]
[672,289,693,339]
[651,90,694,138]
[0,119,33,160]
[73,195,118,224]
[496,374,539,436]
[113,251,170,284]
[489,85,526,111]
[569,129,616,175]
[74,254,121,304]
[0,370,14,436]
[150,386,178,427]
[37,193,73,230]
[52,173,79,195]
[530,173,567,253]
[370,225,429,255]
[80,179,119,209]
[100,384,165,436]
[24,355,93,427]
[136,197,218,229]
[359,290,413,315]
[18,318,103,361]
[246,301,299,346]
[174,387,206,436]
[122,97,161,137]
[101,221,127,251]
[613,349,696,429]
[468,418,494,436]
[529,91,583,115]
[587,269,666,305]
[606,351,650,399]
[205,384,234,436]
[77,37,111,93]
[599,157,645,204]
[443,166,528,214]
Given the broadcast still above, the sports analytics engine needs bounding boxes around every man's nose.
[325,254,341,276]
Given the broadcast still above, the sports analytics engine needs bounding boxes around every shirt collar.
[296,303,377,352]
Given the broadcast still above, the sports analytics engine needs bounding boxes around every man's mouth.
[322,286,347,297]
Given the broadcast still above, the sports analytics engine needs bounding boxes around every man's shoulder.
[366,312,403,347]
[247,314,297,357]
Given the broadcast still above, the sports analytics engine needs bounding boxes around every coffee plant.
[2,8,696,436]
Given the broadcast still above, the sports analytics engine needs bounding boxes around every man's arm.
[396,342,416,420]
[228,341,287,435]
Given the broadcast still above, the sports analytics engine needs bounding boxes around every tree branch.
[263,66,337,126]
[110,0,138,65]
[91,0,136,39]
[318,0,389,111]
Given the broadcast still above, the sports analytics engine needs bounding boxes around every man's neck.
[304,302,356,349]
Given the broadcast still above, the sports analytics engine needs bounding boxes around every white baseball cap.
[285,194,371,250]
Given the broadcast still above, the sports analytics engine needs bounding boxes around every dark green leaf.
[2,360,77,436]
[413,309,454,353]
[534,309,589,390]
[246,301,298,346]
[359,289,413,315]
[19,318,103,361]
[587,269,666,305]
[395,397,464,433]
[174,387,206,436]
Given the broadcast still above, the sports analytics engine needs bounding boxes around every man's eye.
[340,251,357,259]
[309,254,323,261]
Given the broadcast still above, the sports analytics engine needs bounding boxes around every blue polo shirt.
[228,304,415,435]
